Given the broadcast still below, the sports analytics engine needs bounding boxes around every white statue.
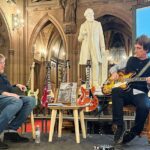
[78,8,107,87]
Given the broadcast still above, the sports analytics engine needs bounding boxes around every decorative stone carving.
[60,0,77,34]
[60,0,77,23]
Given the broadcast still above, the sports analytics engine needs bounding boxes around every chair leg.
[49,109,57,142]
[79,110,86,139]
[30,111,35,139]
[73,109,80,143]
[58,110,63,138]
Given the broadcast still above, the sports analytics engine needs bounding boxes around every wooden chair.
[48,105,87,143]
[123,105,150,143]
[48,87,87,143]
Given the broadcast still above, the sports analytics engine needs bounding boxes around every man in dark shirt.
[109,35,150,145]
[0,54,35,149]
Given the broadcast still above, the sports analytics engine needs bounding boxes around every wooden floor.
[6,133,150,150]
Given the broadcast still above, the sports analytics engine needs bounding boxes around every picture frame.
[57,82,77,104]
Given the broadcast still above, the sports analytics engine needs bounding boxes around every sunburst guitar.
[102,71,147,96]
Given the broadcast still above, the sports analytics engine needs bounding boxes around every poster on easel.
[57,82,77,104]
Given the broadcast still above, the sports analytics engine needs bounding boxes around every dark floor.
[6,133,150,150]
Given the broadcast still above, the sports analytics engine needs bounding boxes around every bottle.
[35,125,40,144]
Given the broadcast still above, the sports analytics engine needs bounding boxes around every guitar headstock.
[66,60,70,69]
[46,61,51,69]
[64,60,70,68]
[86,60,91,89]
[27,62,35,87]
[30,62,35,69]
[86,60,91,68]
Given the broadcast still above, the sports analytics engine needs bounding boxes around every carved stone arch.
[28,13,68,94]
[94,6,133,63]
[28,13,67,61]
[94,5,132,29]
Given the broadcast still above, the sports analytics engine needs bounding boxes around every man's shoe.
[4,132,29,143]
[0,141,8,149]
[113,124,125,144]
[122,131,136,144]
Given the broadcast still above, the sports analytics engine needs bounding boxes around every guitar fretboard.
[86,60,91,90]
[127,77,147,82]
[47,63,51,93]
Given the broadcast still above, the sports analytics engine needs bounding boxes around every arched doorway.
[0,9,11,76]
[97,14,132,67]
[29,16,67,99]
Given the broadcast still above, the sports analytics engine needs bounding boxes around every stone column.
[8,49,15,82]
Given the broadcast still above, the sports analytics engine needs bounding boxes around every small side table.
[48,104,87,143]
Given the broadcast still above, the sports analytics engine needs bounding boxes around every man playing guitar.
[109,35,150,145]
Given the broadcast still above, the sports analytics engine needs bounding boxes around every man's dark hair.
[135,35,150,53]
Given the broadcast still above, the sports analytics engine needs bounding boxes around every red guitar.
[41,61,54,107]
[77,60,99,112]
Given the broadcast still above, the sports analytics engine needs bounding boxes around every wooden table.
[48,104,87,143]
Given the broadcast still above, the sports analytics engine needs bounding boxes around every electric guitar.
[27,62,39,104]
[41,61,54,107]
[77,60,99,112]
[102,71,147,96]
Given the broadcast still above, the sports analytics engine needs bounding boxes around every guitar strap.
[136,59,150,77]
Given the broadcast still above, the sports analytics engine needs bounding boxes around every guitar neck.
[47,67,51,91]
[128,77,147,82]
[30,62,35,92]
[26,73,31,87]
[86,65,90,90]
[62,69,66,83]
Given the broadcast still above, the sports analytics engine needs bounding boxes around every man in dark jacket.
[109,35,150,145]
[0,54,35,149]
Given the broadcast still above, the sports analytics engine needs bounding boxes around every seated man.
[109,35,150,145]
[0,54,36,149]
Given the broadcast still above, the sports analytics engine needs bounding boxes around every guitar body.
[77,60,99,112]
[27,89,39,101]
[102,72,135,96]
[77,86,90,105]
[77,86,99,112]
[41,87,54,107]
